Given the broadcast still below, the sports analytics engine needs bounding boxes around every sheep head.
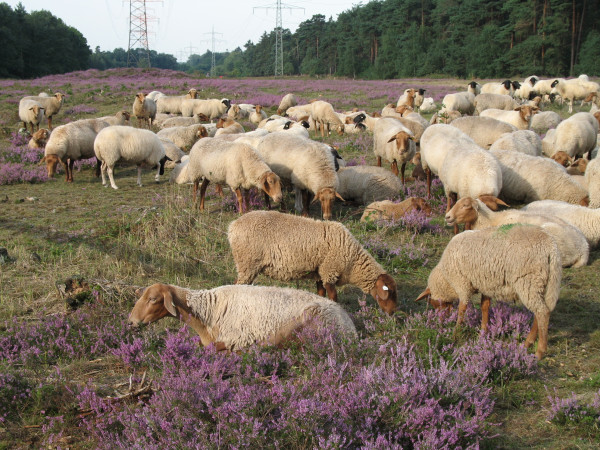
[197,126,209,138]
[370,274,398,315]
[551,151,573,167]
[188,88,198,99]
[511,81,521,90]
[120,110,132,121]
[387,131,414,156]
[39,154,60,177]
[415,287,454,310]
[129,283,177,325]
[515,105,539,123]
[221,98,231,111]
[571,158,589,173]
[260,171,283,203]
[54,92,65,104]
[216,116,227,128]
[444,197,479,228]
[477,195,509,211]
[594,111,600,128]
[411,197,433,215]
[31,128,50,145]
[312,187,344,220]
[395,105,413,116]
[255,105,263,113]
[501,80,512,90]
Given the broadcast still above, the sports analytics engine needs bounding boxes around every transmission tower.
[125,0,162,68]
[202,27,225,77]
[254,1,304,77]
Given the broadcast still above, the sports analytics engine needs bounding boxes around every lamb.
[551,78,600,113]
[181,98,231,120]
[480,105,539,130]
[277,93,298,115]
[132,92,156,128]
[22,93,65,129]
[155,89,199,114]
[541,112,598,159]
[160,113,209,129]
[360,197,432,223]
[214,116,245,136]
[188,138,282,213]
[473,93,519,115]
[28,128,50,149]
[530,110,562,135]
[129,283,357,350]
[449,116,518,149]
[415,224,562,359]
[490,148,589,206]
[336,165,403,205]
[396,88,416,108]
[311,100,345,137]
[488,130,542,156]
[522,200,600,248]
[467,81,482,96]
[584,157,600,208]
[98,110,131,126]
[249,105,268,124]
[156,124,208,151]
[18,99,44,134]
[40,119,109,182]
[93,126,170,189]
[440,91,475,115]
[228,210,398,314]
[373,117,416,184]
[480,80,514,96]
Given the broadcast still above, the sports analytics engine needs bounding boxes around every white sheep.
[585,157,600,208]
[530,111,562,135]
[311,100,345,137]
[285,104,314,121]
[159,113,209,129]
[214,116,245,136]
[373,117,416,184]
[550,78,600,113]
[155,89,198,114]
[419,97,437,113]
[129,283,357,350]
[480,105,539,130]
[98,110,131,126]
[169,155,191,184]
[228,210,398,314]
[473,93,519,115]
[22,93,65,129]
[490,148,589,206]
[336,165,403,205]
[449,116,518,149]
[93,126,169,189]
[132,92,157,128]
[249,105,268,124]
[181,98,231,120]
[277,93,298,115]
[18,99,44,134]
[188,138,283,213]
[541,112,598,159]
[488,130,542,156]
[440,91,475,115]
[156,124,208,151]
[146,91,166,101]
[159,137,185,169]
[480,80,514,96]
[360,197,432,222]
[415,223,562,359]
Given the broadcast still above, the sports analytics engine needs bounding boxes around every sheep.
[488,130,542,156]
[429,110,462,124]
[551,151,573,167]
[373,117,416,184]
[156,124,208,151]
[169,155,191,184]
[360,197,432,223]
[132,92,157,128]
[181,98,231,120]
[93,126,170,189]
[228,210,398,314]
[420,124,502,220]
[396,88,416,108]
[419,97,437,114]
[449,116,517,149]
[160,113,209,129]
[98,110,131,126]
[551,78,600,113]
[152,113,176,127]
[415,223,561,359]
[254,132,343,220]
[277,93,298,115]
[335,165,403,205]
[188,138,282,213]
[481,80,514,96]
[159,137,185,169]
[249,105,268,125]
[585,157,600,208]
[473,93,519,115]
[480,105,539,130]
[444,196,589,269]
[522,200,600,248]
[22,93,65,129]
[18,99,44,134]
[513,78,538,100]
[414,88,426,110]
[467,81,482,96]
[490,148,589,206]
[214,117,245,136]
[399,112,429,140]
[286,104,314,121]
[311,100,345,137]
[40,118,109,182]
[440,91,475,115]
[28,128,50,149]
[146,90,166,101]
[530,110,562,134]
[129,283,357,350]
[155,89,199,114]
[541,112,598,159]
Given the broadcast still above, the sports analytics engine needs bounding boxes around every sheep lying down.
[129,283,357,350]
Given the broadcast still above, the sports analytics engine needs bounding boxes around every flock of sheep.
[16,73,600,359]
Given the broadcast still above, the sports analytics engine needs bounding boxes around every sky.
[7,1,356,61]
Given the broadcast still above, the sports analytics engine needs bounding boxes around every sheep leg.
[199,179,210,211]
[426,168,432,197]
[376,156,382,167]
[301,189,310,217]
[154,164,161,183]
[264,191,272,210]
[400,162,406,185]
[391,160,399,176]
[243,189,250,212]
[480,295,491,332]
[95,158,101,178]
[137,166,143,187]
[454,301,468,335]
[100,162,108,187]
[107,166,118,190]
[215,184,224,197]
[68,159,75,183]
[324,283,338,302]
[234,188,244,214]
[316,280,326,297]
[193,181,199,203]
[534,312,549,359]
[47,116,53,130]
[524,316,539,349]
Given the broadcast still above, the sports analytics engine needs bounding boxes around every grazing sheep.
[481,80,514,96]
[396,88,416,108]
[419,97,437,113]
[28,128,50,149]
[188,138,282,213]
[132,92,156,128]
[440,91,475,115]
[490,148,589,206]
[360,197,432,222]
[336,165,403,205]
[160,113,209,129]
[541,112,598,159]
[488,130,542,156]
[156,124,208,151]
[415,224,562,359]
[98,110,131,126]
[18,99,44,134]
[450,116,518,149]
[169,155,191,184]
[373,117,416,184]
[473,93,519,115]
[550,78,600,113]
[480,105,539,130]
[585,157,600,208]
[94,126,169,189]
[159,137,185,169]
[445,196,589,268]
[181,98,231,120]
[228,210,398,314]
[249,105,268,124]
[129,283,357,350]
[311,100,345,137]
[467,81,482,96]
[283,104,313,121]
[214,116,245,136]
[155,89,199,114]
[277,93,298,115]
[530,110,562,135]
[22,93,65,129]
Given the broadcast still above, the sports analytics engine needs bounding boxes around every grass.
[1,69,600,447]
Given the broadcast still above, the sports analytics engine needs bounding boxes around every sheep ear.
[38,156,46,165]
[415,288,431,302]
[135,287,146,297]
[163,288,177,316]
[387,135,397,143]
[335,192,345,202]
